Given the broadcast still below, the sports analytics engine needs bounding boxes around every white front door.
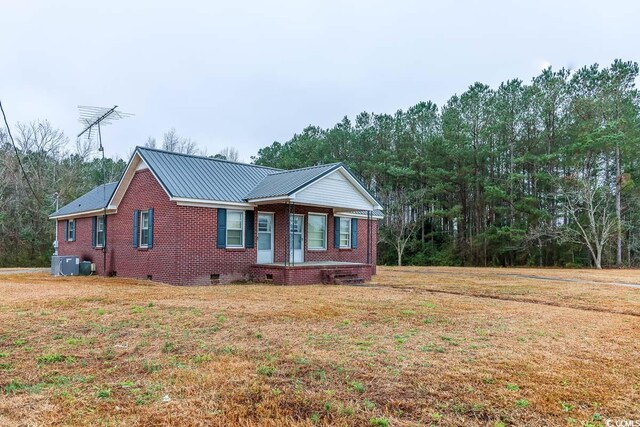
[289,214,304,263]
[257,213,274,264]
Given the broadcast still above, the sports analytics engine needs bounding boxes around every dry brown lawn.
[0,267,639,426]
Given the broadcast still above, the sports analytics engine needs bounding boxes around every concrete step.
[321,269,365,285]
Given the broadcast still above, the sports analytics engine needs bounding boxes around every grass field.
[0,267,639,426]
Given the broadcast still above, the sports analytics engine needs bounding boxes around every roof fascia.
[172,198,254,209]
[332,210,384,219]
[49,208,117,220]
[245,195,293,204]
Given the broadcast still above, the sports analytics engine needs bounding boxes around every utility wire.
[0,100,42,206]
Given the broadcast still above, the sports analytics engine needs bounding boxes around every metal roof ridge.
[265,162,341,176]
[135,146,283,171]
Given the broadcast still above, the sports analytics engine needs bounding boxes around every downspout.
[53,193,59,256]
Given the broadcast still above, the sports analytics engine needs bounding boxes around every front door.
[289,214,304,263]
[257,213,274,264]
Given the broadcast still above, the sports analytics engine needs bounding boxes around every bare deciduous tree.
[216,146,240,162]
[380,188,421,266]
[162,128,199,155]
[559,177,617,269]
[144,136,157,149]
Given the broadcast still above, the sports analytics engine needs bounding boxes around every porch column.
[367,210,372,264]
[285,203,290,267]
[290,202,296,267]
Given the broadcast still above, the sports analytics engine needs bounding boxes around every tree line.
[253,60,640,268]
[1,60,638,268]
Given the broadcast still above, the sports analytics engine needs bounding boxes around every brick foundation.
[250,263,373,285]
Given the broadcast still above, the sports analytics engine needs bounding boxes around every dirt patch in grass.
[0,268,638,426]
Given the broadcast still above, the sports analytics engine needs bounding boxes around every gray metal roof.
[51,148,381,218]
[51,182,117,217]
[137,147,278,202]
[244,163,340,200]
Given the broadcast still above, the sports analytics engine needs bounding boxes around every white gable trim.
[290,167,382,211]
[108,150,174,210]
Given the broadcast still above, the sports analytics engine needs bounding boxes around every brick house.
[50,147,382,285]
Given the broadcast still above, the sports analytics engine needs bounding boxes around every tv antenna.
[77,105,134,152]
[77,104,133,200]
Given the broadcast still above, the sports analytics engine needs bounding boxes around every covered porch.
[248,202,378,284]
[245,163,382,285]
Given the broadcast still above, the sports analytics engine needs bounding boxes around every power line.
[0,100,42,206]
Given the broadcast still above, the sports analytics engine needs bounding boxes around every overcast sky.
[1,0,638,162]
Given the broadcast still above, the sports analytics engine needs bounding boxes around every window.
[67,219,76,242]
[226,210,244,247]
[139,210,150,247]
[96,216,105,247]
[339,217,351,248]
[308,214,327,250]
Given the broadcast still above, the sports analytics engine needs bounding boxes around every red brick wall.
[56,216,106,271]
[57,170,180,282]
[175,204,257,285]
[105,169,180,284]
[58,170,379,285]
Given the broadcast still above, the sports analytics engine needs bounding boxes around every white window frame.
[96,215,105,248]
[67,219,76,242]
[226,210,245,248]
[139,210,150,248]
[339,216,351,248]
[307,213,327,250]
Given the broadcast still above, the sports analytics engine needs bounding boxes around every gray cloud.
[1,0,638,161]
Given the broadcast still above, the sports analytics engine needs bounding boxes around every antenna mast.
[76,105,133,274]
[77,105,133,191]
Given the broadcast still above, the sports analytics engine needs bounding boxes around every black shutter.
[351,218,358,249]
[217,208,227,248]
[64,220,68,242]
[245,210,254,248]
[133,209,139,248]
[334,216,340,248]
[91,216,97,248]
[148,208,154,248]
